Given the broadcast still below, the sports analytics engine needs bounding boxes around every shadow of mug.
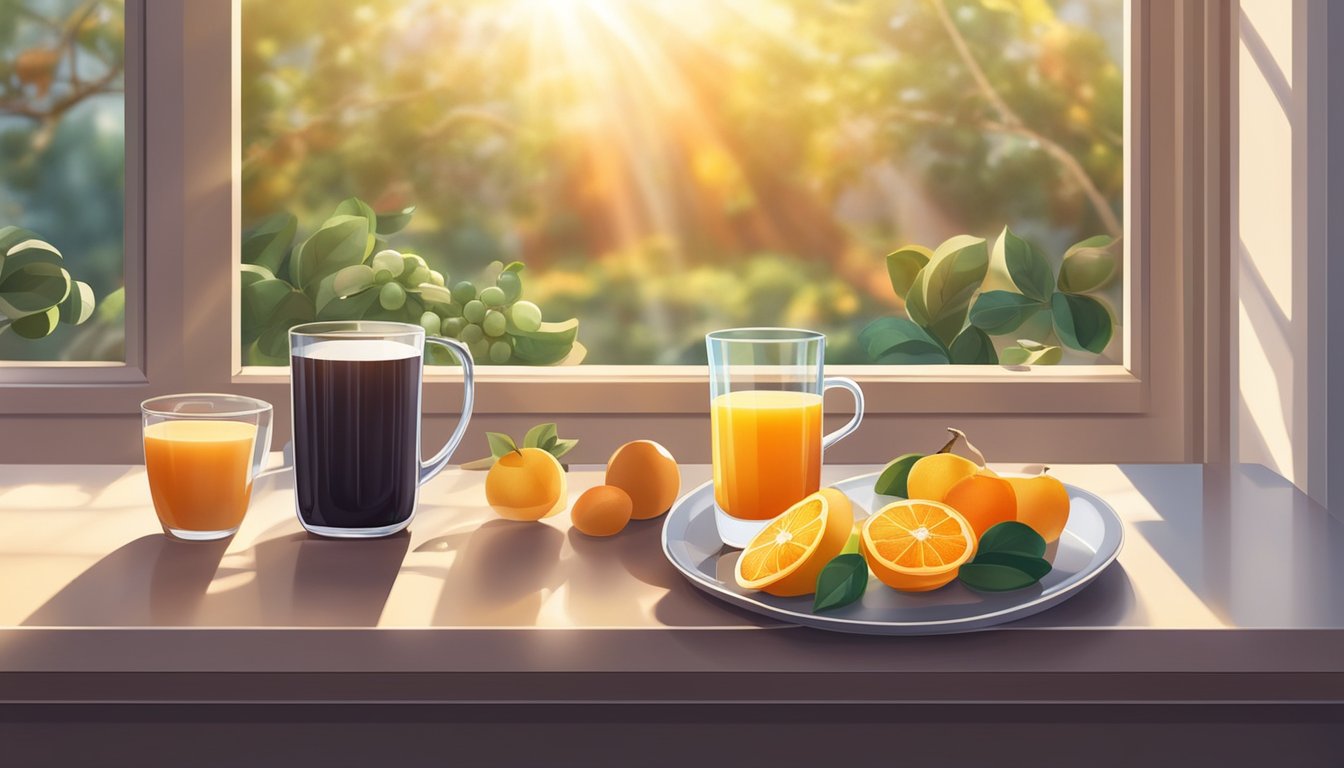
[428,519,564,627]
[252,530,411,627]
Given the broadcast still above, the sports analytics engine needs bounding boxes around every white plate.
[661,471,1124,635]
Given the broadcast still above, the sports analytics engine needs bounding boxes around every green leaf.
[999,343,1063,365]
[332,264,376,298]
[977,521,1047,558]
[487,432,518,459]
[874,453,922,497]
[0,225,40,256]
[548,438,579,458]
[503,261,525,274]
[289,215,373,290]
[958,563,1041,592]
[241,263,275,291]
[9,305,60,339]
[906,235,988,345]
[971,552,1052,581]
[241,212,297,274]
[885,246,931,300]
[523,422,558,449]
[511,318,579,365]
[997,227,1055,303]
[316,287,379,321]
[813,554,869,612]
[333,197,379,237]
[948,326,998,365]
[1051,293,1113,353]
[58,280,95,325]
[97,286,125,324]
[968,291,1047,335]
[1059,235,1119,293]
[242,278,313,347]
[859,316,949,364]
[0,262,70,318]
[375,205,416,235]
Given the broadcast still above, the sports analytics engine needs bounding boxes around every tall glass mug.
[289,321,475,538]
[707,328,864,548]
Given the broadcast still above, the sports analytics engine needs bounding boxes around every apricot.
[571,485,633,537]
[1007,471,1071,542]
[906,452,979,502]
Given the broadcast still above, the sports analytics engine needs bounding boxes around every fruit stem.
[946,427,988,468]
[936,431,960,455]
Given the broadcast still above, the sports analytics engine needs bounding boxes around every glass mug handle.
[821,376,864,451]
[419,335,476,484]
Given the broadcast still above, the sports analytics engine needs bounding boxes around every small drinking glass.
[141,394,273,541]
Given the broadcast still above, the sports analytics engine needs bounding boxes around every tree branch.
[927,0,1121,238]
[0,1,121,125]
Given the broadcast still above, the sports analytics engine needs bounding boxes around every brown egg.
[570,485,633,537]
[605,440,681,520]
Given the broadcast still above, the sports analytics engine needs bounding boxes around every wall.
[1236,0,1333,506]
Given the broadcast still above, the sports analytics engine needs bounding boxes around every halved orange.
[861,499,975,592]
[734,488,854,597]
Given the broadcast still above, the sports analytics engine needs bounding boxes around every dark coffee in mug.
[291,339,422,532]
[288,321,475,539]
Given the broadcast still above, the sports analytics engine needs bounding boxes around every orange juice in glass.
[141,394,273,541]
[706,329,863,548]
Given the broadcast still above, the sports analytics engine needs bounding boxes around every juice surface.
[711,390,822,521]
[144,420,257,533]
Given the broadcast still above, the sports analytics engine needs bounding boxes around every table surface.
[3,460,1344,704]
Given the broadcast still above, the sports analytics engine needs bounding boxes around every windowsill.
[1,461,1341,706]
[233,365,1147,415]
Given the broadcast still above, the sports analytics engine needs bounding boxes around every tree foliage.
[242,0,1123,364]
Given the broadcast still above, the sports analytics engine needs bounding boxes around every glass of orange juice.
[707,329,864,548]
[141,394,273,541]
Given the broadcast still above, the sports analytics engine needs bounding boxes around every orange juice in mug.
[711,390,822,520]
[141,394,272,541]
[706,329,863,548]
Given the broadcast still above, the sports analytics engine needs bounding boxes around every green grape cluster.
[241,197,579,366]
[405,258,544,365]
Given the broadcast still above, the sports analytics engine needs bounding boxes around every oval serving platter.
[661,471,1124,635]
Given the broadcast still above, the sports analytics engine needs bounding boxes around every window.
[0,1,1220,465]
[0,0,125,362]
[239,0,1124,368]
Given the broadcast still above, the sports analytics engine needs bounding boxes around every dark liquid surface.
[292,350,421,530]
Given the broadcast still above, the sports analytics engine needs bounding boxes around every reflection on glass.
[241,0,1123,365]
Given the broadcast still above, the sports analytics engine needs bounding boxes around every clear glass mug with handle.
[289,321,474,538]
[706,328,864,548]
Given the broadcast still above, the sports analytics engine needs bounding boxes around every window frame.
[0,0,1227,466]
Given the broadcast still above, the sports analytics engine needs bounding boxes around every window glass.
[240,0,1122,366]
[0,0,125,362]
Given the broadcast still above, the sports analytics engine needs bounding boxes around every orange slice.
[861,499,975,592]
[734,488,853,597]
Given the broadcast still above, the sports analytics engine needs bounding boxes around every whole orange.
[942,472,1017,537]
[485,447,567,521]
[605,440,681,520]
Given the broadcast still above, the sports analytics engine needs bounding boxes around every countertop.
[3,461,1344,706]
